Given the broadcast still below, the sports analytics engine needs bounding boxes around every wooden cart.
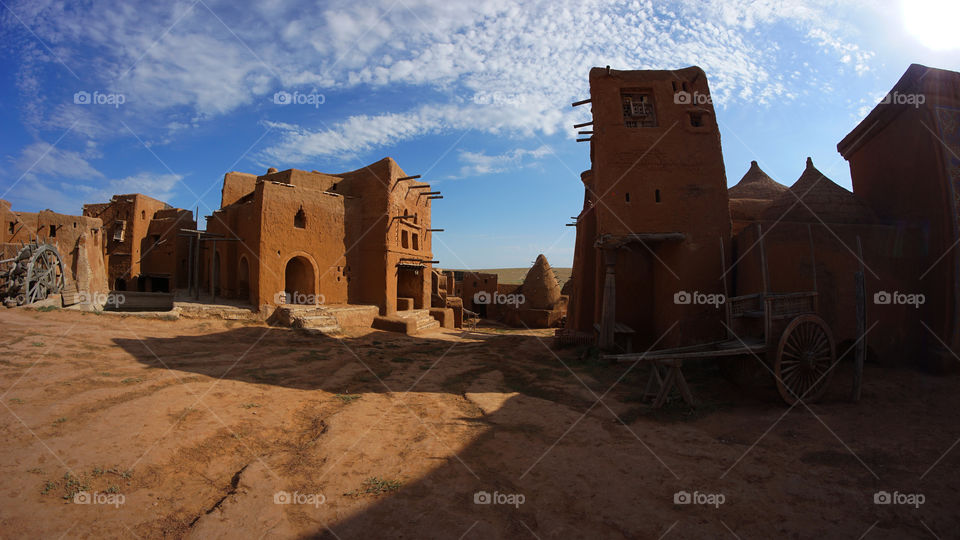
[603,228,837,407]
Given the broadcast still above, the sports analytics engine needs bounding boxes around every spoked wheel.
[775,314,835,405]
[23,245,65,305]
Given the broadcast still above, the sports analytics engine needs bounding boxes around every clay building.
[729,158,911,359]
[442,255,568,328]
[82,194,195,292]
[1,199,109,298]
[565,63,960,367]
[448,271,500,317]
[204,157,438,318]
[565,66,732,351]
[430,268,463,327]
[837,63,960,366]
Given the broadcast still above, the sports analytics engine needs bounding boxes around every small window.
[412,233,419,250]
[655,189,661,203]
[151,234,161,244]
[625,192,631,203]
[401,230,409,248]
[141,210,146,220]
[113,221,126,241]
[73,222,77,228]
[294,207,306,228]
[689,112,705,127]
[8,222,14,234]
[49,225,56,237]
[331,183,337,191]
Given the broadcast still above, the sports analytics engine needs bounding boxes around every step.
[395,309,441,333]
[394,308,431,318]
[416,318,440,331]
[293,314,342,335]
[295,314,338,327]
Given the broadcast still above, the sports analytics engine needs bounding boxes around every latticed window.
[621,91,657,127]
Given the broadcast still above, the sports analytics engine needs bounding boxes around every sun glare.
[902,0,960,51]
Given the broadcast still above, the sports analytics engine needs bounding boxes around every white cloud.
[5,140,181,213]
[13,142,104,180]
[455,145,552,177]
[4,0,883,166]
[103,172,182,202]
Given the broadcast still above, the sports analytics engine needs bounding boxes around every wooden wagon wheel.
[23,245,65,305]
[775,314,835,405]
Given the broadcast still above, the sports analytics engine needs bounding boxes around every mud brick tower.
[566,66,731,350]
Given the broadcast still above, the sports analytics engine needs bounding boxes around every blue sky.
[1,0,958,268]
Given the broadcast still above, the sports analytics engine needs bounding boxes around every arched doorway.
[238,256,250,302]
[284,256,316,305]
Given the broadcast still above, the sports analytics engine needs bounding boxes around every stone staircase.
[395,309,440,333]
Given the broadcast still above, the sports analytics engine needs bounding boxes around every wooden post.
[720,236,731,338]
[210,239,216,301]
[719,235,728,299]
[599,248,618,350]
[853,235,865,402]
[186,234,194,297]
[807,223,817,293]
[758,224,769,294]
[193,231,201,300]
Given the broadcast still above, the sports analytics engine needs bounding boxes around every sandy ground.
[1,308,958,539]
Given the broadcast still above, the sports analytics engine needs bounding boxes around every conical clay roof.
[729,161,788,200]
[762,158,876,224]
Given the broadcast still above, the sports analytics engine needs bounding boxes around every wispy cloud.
[7,141,181,213]
[13,141,104,180]
[2,0,883,178]
[453,145,552,178]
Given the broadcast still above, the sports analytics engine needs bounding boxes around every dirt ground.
[1,308,958,539]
